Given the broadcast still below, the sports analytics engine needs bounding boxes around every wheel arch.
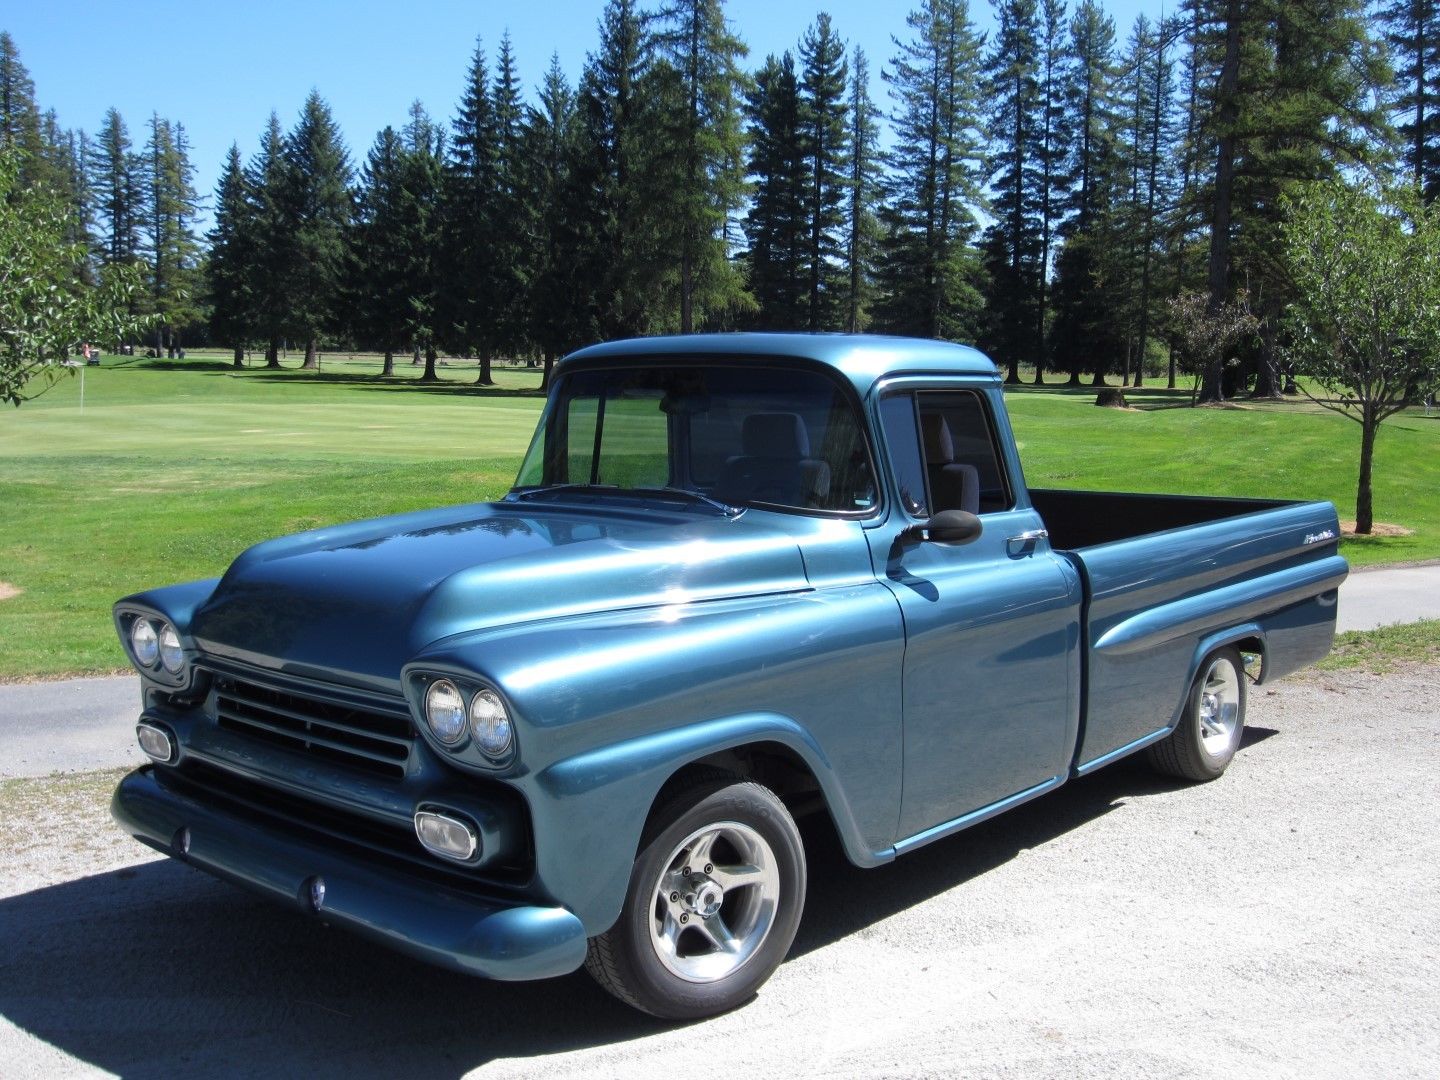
[1174,623,1265,732]
[529,713,888,936]
[647,740,847,862]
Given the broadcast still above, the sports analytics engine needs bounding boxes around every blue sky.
[7,0,1155,225]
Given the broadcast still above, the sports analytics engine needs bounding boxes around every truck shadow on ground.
[0,728,1275,1079]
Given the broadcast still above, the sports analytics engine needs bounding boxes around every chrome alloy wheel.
[648,820,781,983]
[1197,655,1242,761]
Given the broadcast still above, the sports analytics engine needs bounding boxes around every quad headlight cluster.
[127,615,187,676]
[423,678,514,760]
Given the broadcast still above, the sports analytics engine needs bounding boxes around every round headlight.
[469,688,513,758]
[159,623,185,673]
[424,679,467,745]
[130,618,159,667]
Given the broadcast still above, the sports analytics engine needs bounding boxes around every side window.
[878,393,929,518]
[915,391,1013,515]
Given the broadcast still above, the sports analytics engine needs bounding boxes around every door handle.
[1007,529,1049,544]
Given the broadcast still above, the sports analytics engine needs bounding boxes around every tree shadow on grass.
[0,730,1276,1077]
[236,369,546,397]
[113,359,238,374]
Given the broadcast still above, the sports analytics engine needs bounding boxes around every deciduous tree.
[1280,180,1440,534]
[0,147,148,406]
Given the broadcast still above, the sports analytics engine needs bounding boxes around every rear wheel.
[585,777,805,1020]
[1147,646,1247,781]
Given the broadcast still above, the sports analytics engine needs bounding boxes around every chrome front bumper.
[112,766,587,982]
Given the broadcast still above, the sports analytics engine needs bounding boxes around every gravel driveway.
[2,663,1437,1079]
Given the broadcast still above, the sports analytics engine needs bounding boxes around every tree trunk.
[476,351,493,386]
[232,344,244,369]
[1090,367,1106,387]
[680,250,693,334]
[421,345,439,383]
[541,353,555,392]
[1006,355,1021,385]
[302,339,319,370]
[1355,415,1377,534]
[412,346,422,366]
[1200,2,1242,404]
[1167,341,1177,389]
[1252,329,1282,399]
[266,339,281,369]
[382,349,394,377]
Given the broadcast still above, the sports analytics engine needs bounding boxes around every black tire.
[584,776,806,1020]
[1147,645,1248,782]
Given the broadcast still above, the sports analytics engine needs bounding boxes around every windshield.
[511,363,877,515]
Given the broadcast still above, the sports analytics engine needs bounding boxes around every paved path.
[1335,561,1440,633]
[1,562,1437,779]
[0,675,142,778]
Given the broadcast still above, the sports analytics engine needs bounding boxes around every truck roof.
[560,333,1000,396]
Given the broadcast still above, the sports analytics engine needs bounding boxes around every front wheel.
[585,777,806,1020]
[1147,646,1248,781]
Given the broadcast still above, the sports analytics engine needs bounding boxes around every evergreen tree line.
[6,0,1439,397]
[1,31,201,357]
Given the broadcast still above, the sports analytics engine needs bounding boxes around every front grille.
[165,761,533,889]
[211,674,416,779]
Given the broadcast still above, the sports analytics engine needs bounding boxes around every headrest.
[921,413,954,463]
[742,412,810,458]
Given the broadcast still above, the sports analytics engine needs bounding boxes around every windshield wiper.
[508,483,618,501]
[509,484,740,515]
[637,487,743,516]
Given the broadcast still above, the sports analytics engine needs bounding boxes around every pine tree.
[573,0,670,338]
[656,0,751,331]
[443,36,500,378]
[798,13,850,331]
[982,0,1045,383]
[872,0,987,339]
[1032,0,1070,383]
[743,52,807,328]
[1195,0,1391,401]
[485,32,532,380]
[845,46,882,331]
[0,32,43,180]
[282,92,353,368]
[207,144,254,366]
[1382,0,1440,203]
[350,126,410,373]
[89,108,142,269]
[246,113,291,367]
[141,114,202,355]
[1050,0,1124,385]
[1116,14,1178,388]
[526,55,585,380]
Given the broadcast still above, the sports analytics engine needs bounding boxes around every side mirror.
[902,509,983,546]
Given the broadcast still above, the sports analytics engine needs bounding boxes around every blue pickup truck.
[112,334,1346,1019]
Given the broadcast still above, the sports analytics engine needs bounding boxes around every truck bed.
[1029,488,1294,551]
[1029,488,1347,774]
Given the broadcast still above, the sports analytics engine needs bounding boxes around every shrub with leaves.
[0,147,149,407]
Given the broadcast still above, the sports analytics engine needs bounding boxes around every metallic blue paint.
[112,767,587,980]
[109,333,1346,983]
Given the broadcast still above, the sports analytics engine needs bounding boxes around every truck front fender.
[528,711,890,934]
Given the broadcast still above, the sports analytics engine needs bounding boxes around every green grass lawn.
[1,349,1436,680]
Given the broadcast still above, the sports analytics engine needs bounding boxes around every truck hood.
[190,501,810,687]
